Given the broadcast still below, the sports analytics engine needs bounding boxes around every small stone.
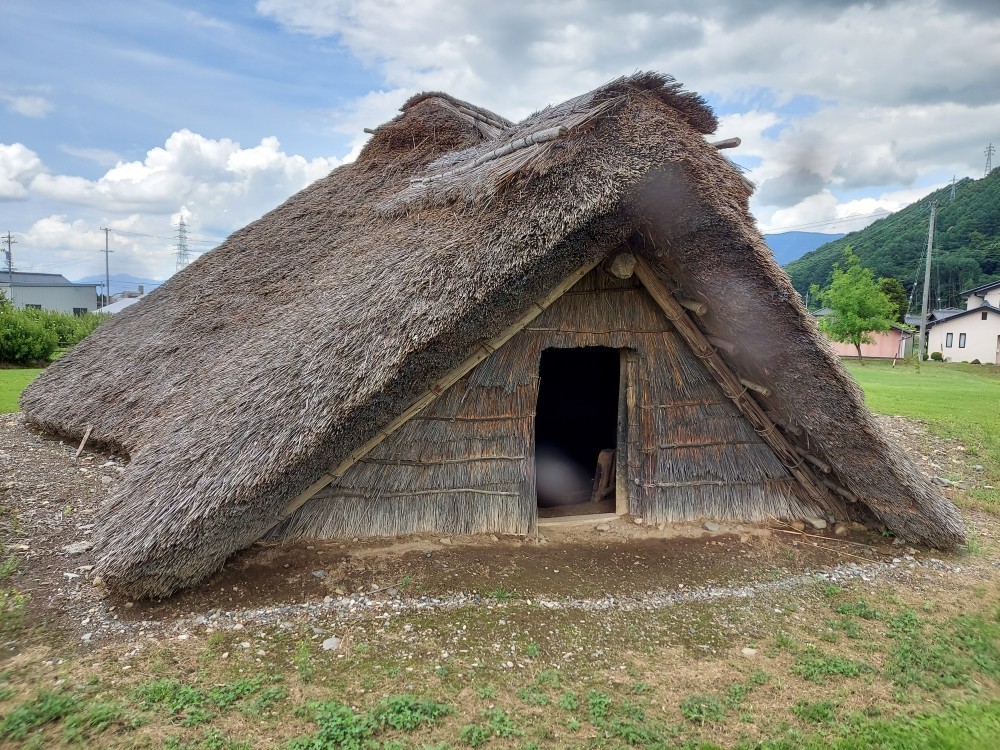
[741,647,757,657]
[805,517,827,530]
[232,623,244,631]
[440,538,452,545]
[833,523,849,536]
[849,522,867,532]
[633,517,644,525]
[490,535,499,542]
[311,570,327,578]
[789,520,806,532]
[703,521,721,532]
[81,633,93,642]
[62,541,93,555]
[322,636,341,651]
[595,522,611,532]
[177,634,190,641]
[972,464,984,472]
[92,576,104,587]
[100,476,113,485]
[933,476,953,487]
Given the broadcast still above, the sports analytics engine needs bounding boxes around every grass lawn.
[0,368,41,413]
[842,359,1000,509]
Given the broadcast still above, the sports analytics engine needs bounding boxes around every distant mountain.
[73,273,165,296]
[764,231,846,266]
[785,170,1000,308]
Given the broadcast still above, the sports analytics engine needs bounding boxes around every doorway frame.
[532,345,633,526]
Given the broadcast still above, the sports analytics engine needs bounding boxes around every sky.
[1,0,998,286]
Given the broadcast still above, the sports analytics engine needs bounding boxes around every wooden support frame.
[632,255,835,511]
[270,255,607,530]
[615,349,635,516]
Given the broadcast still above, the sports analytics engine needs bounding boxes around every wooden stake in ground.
[74,424,93,460]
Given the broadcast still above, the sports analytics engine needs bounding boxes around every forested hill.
[784,169,1000,309]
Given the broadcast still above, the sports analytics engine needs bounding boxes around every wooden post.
[633,256,835,511]
[74,424,94,460]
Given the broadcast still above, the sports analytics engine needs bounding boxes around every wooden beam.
[711,137,741,150]
[823,479,858,503]
[677,298,707,315]
[766,412,802,436]
[739,378,771,397]
[269,254,607,531]
[633,255,835,511]
[796,447,831,473]
[706,335,736,354]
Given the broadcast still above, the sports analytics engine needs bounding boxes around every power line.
[986,142,996,177]
[763,209,891,233]
[109,227,222,244]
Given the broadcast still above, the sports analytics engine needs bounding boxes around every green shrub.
[0,308,108,365]
[0,310,59,365]
[930,351,944,361]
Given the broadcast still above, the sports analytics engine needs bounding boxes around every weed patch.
[680,694,726,726]
[792,646,874,684]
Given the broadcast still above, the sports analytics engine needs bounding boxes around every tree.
[878,277,909,323]
[813,248,898,364]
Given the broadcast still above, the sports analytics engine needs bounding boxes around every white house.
[927,280,1000,364]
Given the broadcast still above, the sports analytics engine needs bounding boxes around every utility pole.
[987,143,996,177]
[99,227,112,306]
[175,217,190,271]
[2,231,15,307]
[917,201,937,365]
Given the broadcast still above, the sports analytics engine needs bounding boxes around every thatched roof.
[21,72,964,599]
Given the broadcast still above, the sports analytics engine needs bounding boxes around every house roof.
[97,296,145,314]
[960,279,1000,298]
[20,72,964,598]
[5,271,92,287]
[927,303,1000,327]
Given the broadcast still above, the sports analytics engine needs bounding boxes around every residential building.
[1,272,99,314]
[927,280,1000,363]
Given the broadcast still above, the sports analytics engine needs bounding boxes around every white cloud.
[59,145,124,168]
[31,129,339,217]
[12,130,340,279]
[0,143,46,200]
[0,92,54,118]
[257,0,999,223]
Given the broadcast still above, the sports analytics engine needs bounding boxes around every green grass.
[0,368,41,413]
[843,359,1000,507]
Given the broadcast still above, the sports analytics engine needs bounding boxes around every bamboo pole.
[633,255,835,511]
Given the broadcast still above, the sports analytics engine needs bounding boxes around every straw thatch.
[21,72,964,599]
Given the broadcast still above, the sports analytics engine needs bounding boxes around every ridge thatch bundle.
[21,72,964,599]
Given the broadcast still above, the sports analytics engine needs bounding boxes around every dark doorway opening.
[535,347,620,517]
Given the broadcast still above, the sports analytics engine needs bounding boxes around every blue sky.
[2,0,997,282]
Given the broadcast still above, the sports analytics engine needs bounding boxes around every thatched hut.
[21,73,964,599]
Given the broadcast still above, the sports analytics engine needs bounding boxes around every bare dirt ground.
[1,411,996,656]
